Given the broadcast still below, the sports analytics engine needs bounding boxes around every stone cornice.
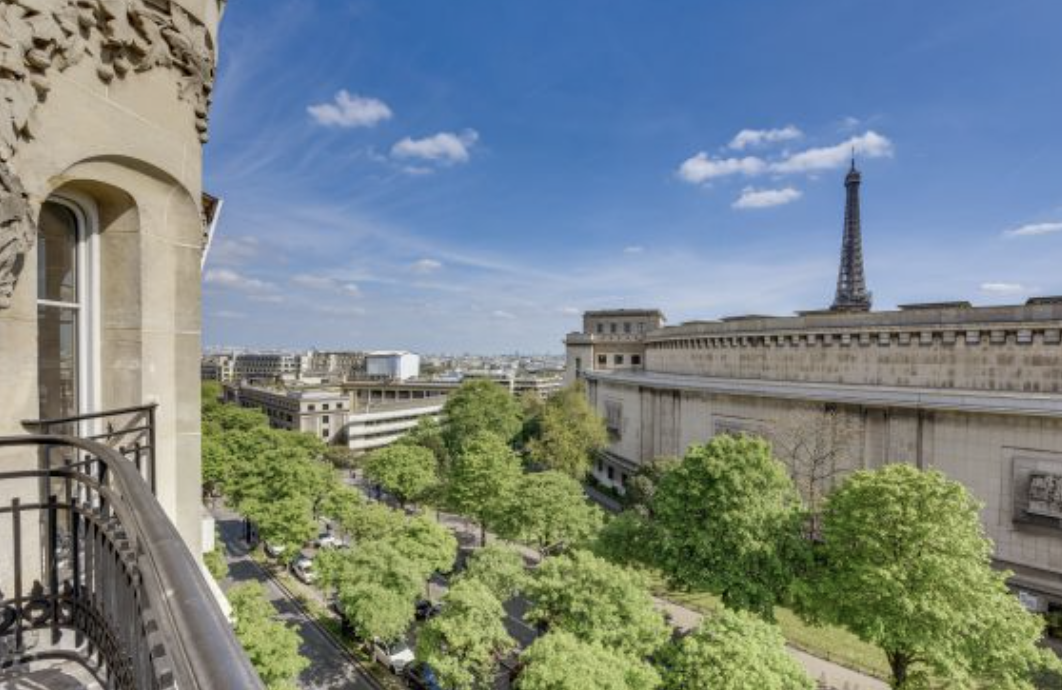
[585,370,1062,418]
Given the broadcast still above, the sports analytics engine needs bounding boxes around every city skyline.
[204,1,1062,352]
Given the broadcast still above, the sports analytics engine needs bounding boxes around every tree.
[416,579,516,690]
[394,515,459,577]
[400,415,451,472]
[516,631,660,690]
[525,383,608,479]
[320,540,423,642]
[322,445,360,471]
[803,464,1062,689]
[228,582,308,689]
[442,379,523,453]
[447,431,523,546]
[460,544,527,601]
[622,456,680,517]
[770,406,860,537]
[339,581,415,643]
[659,608,813,690]
[653,435,806,619]
[331,498,407,544]
[593,511,658,568]
[524,550,670,658]
[364,444,438,507]
[500,471,602,556]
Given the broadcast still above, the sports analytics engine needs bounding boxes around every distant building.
[565,163,1062,610]
[301,349,367,382]
[201,353,236,383]
[345,371,564,410]
[227,384,350,443]
[233,352,304,383]
[563,309,665,384]
[344,399,445,455]
[366,351,421,381]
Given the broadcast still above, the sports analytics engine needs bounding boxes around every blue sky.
[203,1,1062,354]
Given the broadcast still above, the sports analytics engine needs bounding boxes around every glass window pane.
[37,202,78,303]
[38,304,78,418]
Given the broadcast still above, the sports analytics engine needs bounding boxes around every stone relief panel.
[1013,455,1062,528]
[0,0,216,308]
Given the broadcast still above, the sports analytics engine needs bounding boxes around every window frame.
[37,193,101,417]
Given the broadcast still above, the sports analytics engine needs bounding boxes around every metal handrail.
[22,402,160,428]
[0,434,263,689]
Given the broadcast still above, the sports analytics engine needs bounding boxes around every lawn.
[647,574,891,681]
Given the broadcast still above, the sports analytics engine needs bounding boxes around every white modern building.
[343,400,445,455]
[366,351,420,381]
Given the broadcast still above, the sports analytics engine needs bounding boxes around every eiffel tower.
[831,156,872,312]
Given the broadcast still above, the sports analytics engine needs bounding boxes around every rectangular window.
[323,415,330,423]
[308,404,316,411]
[624,323,631,334]
[321,429,329,438]
[607,466,615,480]
[597,354,607,365]
[610,323,617,334]
[614,354,624,365]
[596,323,603,334]
[632,355,642,366]
[323,403,330,411]
[605,401,622,438]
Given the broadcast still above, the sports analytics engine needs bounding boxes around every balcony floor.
[0,660,100,690]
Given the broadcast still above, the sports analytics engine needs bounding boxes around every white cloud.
[980,282,1027,295]
[623,246,645,254]
[728,125,802,150]
[677,153,767,184]
[209,236,259,265]
[291,274,362,296]
[203,268,273,292]
[771,131,894,174]
[491,310,516,320]
[391,130,479,164]
[732,187,803,210]
[211,310,247,319]
[1004,222,1062,238]
[410,259,443,274]
[559,306,581,316]
[314,304,366,317]
[307,90,392,128]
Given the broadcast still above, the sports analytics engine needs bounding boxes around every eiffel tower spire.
[831,155,872,312]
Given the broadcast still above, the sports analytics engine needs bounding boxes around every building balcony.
[0,407,262,689]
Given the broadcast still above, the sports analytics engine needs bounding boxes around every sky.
[202,1,1062,354]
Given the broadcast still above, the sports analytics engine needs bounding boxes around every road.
[214,507,380,690]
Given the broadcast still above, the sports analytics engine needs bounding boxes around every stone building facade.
[567,164,1062,607]
[1,0,224,557]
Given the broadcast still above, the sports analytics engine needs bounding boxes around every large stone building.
[567,162,1062,609]
[0,0,259,685]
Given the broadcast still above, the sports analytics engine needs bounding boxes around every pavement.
[214,507,380,690]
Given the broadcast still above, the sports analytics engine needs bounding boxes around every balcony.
[0,407,262,689]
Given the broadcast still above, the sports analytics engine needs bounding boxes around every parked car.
[372,638,415,673]
[264,542,286,559]
[404,661,444,690]
[415,599,442,621]
[315,530,344,549]
[291,554,316,584]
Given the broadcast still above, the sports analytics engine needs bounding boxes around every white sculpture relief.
[0,0,216,309]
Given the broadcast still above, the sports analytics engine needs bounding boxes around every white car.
[373,638,415,673]
[315,531,343,549]
[264,542,287,559]
[291,555,316,584]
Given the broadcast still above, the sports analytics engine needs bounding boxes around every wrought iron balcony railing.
[0,428,263,689]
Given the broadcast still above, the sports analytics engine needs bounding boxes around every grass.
[647,574,891,681]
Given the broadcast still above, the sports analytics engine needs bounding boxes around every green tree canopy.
[442,379,523,453]
[400,415,451,472]
[416,578,516,690]
[500,471,602,555]
[660,608,813,690]
[804,463,1061,690]
[460,544,527,601]
[622,456,680,517]
[525,383,608,479]
[593,511,658,568]
[338,580,415,643]
[653,435,806,619]
[228,582,308,689]
[331,498,407,544]
[447,431,523,545]
[364,443,438,507]
[516,631,661,690]
[524,550,670,658]
[393,515,459,576]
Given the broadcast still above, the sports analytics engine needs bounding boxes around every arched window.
[37,198,98,419]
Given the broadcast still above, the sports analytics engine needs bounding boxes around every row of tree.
[598,434,1062,689]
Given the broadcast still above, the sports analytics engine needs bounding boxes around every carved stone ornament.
[0,0,216,309]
